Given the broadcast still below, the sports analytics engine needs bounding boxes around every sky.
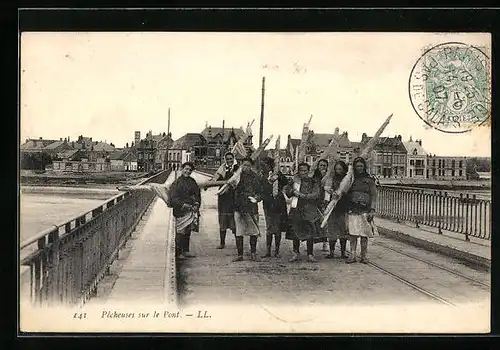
[20,32,491,157]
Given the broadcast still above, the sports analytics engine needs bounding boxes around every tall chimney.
[259,76,265,146]
[222,119,225,143]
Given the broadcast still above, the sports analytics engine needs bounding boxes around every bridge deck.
[94,171,490,309]
[98,171,177,305]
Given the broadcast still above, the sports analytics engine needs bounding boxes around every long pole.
[259,76,265,146]
[167,107,171,135]
[166,107,171,170]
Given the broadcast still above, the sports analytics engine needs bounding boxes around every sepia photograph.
[19,30,491,333]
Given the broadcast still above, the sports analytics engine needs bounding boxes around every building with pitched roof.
[166,133,204,170]
[266,148,294,175]
[154,133,174,170]
[199,124,254,166]
[109,150,138,171]
[21,137,59,152]
[285,127,355,168]
[360,134,408,178]
[41,138,74,154]
[402,137,427,179]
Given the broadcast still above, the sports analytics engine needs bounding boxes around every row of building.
[268,125,468,180]
[20,123,475,180]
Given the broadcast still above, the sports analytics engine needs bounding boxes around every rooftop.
[171,133,206,150]
[200,126,246,142]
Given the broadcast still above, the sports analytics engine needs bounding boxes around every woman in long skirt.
[169,162,202,259]
[207,151,239,249]
[345,157,378,264]
[232,157,267,262]
[312,159,330,251]
[260,156,289,258]
[324,160,349,259]
[285,162,324,262]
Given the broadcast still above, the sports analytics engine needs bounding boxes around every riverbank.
[20,170,150,186]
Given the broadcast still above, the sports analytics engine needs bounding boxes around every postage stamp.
[408,42,491,133]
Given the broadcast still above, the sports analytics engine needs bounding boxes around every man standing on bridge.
[207,152,239,249]
[169,162,201,259]
[232,157,267,262]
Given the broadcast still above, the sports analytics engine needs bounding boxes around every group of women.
[167,151,378,264]
[192,151,378,263]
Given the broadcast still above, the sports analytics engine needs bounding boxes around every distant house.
[109,150,138,171]
[306,128,354,165]
[167,133,203,170]
[267,148,294,175]
[285,127,354,167]
[199,124,253,166]
[360,134,408,178]
[154,133,174,171]
[21,137,59,152]
[426,155,467,180]
[285,135,301,166]
[136,130,170,172]
[93,141,116,153]
[43,138,74,155]
[402,137,427,179]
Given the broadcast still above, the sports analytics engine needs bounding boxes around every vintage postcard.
[19,31,491,333]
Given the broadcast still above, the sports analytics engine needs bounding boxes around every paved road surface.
[177,172,490,308]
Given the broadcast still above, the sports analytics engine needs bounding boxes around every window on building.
[459,170,463,176]
[459,161,463,168]
[452,170,455,176]
[415,169,424,176]
[433,160,436,167]
[286,157,290,162]
[432,169,436,176]
[410,159,414,166]
[452,160,455,168]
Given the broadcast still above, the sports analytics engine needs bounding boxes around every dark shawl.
[346,173,377,214]
[170,175,202,218]
[234,170,267,215]
[213,163,239,213]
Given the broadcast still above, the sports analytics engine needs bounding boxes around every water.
[20,188,118,244]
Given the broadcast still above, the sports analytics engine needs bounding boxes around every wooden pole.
[167,108,171,135]
[259,77,265,146]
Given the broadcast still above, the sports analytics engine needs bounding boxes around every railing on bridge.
[20,169,172,307]
[187,168,492,241]
[376,185,491,241]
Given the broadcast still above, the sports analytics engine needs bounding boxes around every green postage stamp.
[409,42,491,133]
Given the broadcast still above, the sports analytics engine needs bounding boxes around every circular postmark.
[409,42,491,133]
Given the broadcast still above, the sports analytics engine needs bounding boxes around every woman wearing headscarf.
[323,160,349,259]
[169,162,202,259]
[345,157,378,264]
[207,151,239,249]
[312,159,330,251]
[260,156,289,258]
[285,162,324,263]
[232,157,267,262]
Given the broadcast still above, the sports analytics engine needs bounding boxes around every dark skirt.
[285,209,325,242]
[325,210,349,240]
[264,211,289,235]
[218,212,236,232]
